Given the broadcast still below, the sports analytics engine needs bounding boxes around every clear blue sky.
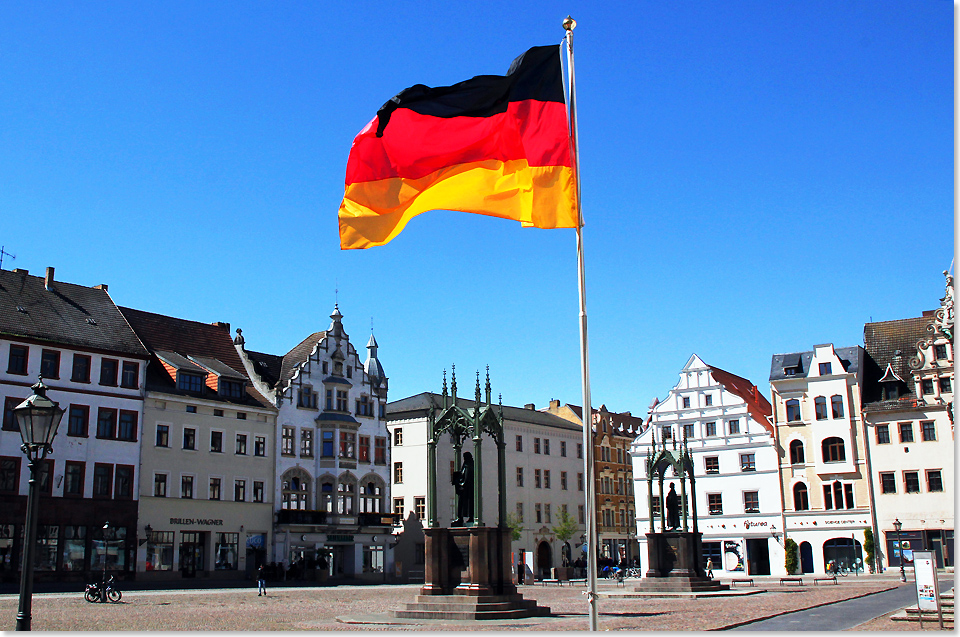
[0,1,953,415]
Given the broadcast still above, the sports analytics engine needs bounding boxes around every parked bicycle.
[85,575,122,603]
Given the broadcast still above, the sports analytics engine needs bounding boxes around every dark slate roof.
[119,307,273,409]
[245,349,283,387]
[279,331,326,388]
[387,392,582,432]
[317,412,359,424]
[862,314,932,407]
[0,269,149,357]
[769,346,861,381]
[155,350,207,374]
[190,356,245,380]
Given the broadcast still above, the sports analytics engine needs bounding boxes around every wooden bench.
[730,578,755,587]
[539,578,562,586]
[780,577,804,586]
[814,576,837,586]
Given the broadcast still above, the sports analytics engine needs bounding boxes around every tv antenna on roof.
[0,246,15,270]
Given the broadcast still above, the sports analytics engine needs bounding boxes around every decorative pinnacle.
[451,364,457,400]
[475,371,482,405]
[442,370,448,397]
[485,366,492,405]
[563,15,576,31]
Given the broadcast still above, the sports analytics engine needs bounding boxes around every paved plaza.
[0,574,944,631]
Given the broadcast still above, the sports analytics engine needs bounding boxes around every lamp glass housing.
[14,379,65,450]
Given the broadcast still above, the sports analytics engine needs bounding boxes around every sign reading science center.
[170,518,224,526]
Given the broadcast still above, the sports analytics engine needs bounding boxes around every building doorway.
[800,542,814,573]
[536,541,552,580]
[180,532,205,578]
[746,538,771,575]
[823,538,862,573]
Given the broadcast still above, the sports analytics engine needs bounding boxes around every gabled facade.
[544,401,644,564]
[861,271,954,569]
[631,355,782,576]
[0,267,150,582]
[120,307,277,581]
[770,344,869,575]
[236,305,392,581]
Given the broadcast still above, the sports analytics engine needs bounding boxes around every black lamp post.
[13,377,65,631]
[893,518,906,582]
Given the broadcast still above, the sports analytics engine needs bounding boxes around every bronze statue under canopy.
[452,452,474,526]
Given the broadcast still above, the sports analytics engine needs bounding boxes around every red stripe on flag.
[345,99,571,184]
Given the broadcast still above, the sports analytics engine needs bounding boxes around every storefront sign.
[169,518,224,526]
[326,534,354,542]
[743,521,768,529]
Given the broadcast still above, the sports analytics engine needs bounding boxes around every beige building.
[770,344,870,575]
[543,401,643,564]
[121,308,277,581]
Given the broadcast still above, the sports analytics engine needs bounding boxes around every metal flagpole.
[562,15,599,632]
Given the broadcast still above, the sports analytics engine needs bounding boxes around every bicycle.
[85,575,122,603]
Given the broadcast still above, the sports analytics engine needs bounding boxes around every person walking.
[705,558,714,579]
[257,564,266,596]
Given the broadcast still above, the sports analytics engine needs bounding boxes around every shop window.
[95,526,126,572]
[215,533,239,570]
[146,532,174,571]
[362,545,384,574]
[62,525,86,572]
[35,525,59,571]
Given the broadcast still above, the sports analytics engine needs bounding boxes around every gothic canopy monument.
[389,368,549,619]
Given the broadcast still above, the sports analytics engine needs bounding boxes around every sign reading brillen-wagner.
[169,518,224,526]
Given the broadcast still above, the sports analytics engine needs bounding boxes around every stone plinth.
[394,526,549,619]
[637,532,729,593]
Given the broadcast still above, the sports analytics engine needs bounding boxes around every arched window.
[337,476,356,515]
[319,476,335,512]
[281,468,312,510]
[821,437,845,463]
[814,397,828,420]
[359,476,384,513]
[786,399,801,422]
[793,483,809,510]
[789,440,805,465]
[830,395,844,419]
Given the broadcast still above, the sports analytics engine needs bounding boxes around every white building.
[387,388,586,581]
[631,354,784,576]
[861,272,954,570]
[236,305,392,581]
[0,267,149,582]
[770,344,871,575]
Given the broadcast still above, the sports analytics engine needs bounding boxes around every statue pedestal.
[636,532,729,593]
[390,526,549,619]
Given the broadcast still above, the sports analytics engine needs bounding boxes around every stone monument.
[389,368,550,619]
[634,432,729,593]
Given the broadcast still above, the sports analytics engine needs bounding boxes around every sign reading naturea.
[169,518,224,526]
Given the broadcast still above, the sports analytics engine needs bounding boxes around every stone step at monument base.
[389,594,551,620]
[634,576,730,593]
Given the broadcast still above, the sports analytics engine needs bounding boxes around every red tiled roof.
[707,364,774,435]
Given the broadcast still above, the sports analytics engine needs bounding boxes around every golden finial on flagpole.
[563,15,576,31]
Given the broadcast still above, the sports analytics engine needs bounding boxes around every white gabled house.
[631,354,784,576]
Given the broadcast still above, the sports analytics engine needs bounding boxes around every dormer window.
[935,344,948,360]
[178,372,204,392]
[881,383,899,401]
[297,386,317,409]
[221,379,244,399]
[782,353,802,376]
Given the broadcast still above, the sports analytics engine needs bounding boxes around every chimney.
[94,284,108,291]
[212,322,231,333]
[12,268,27,275]
[44,267,54,290]
[524,403,535,410]
[549,399,560,410]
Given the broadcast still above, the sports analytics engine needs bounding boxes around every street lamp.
[13,377,65,631]
[892,519,906,582]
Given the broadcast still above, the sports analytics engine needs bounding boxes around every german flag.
[338,45,579,250]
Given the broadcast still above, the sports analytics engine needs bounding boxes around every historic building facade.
[0,267,150,582]
[631,355,783,576]
[236,305,392,581]
[769,344,870,575]
[387,388,586,581]
[120,308,277,581]
[861,272,954,570]
[544,401,643,565]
